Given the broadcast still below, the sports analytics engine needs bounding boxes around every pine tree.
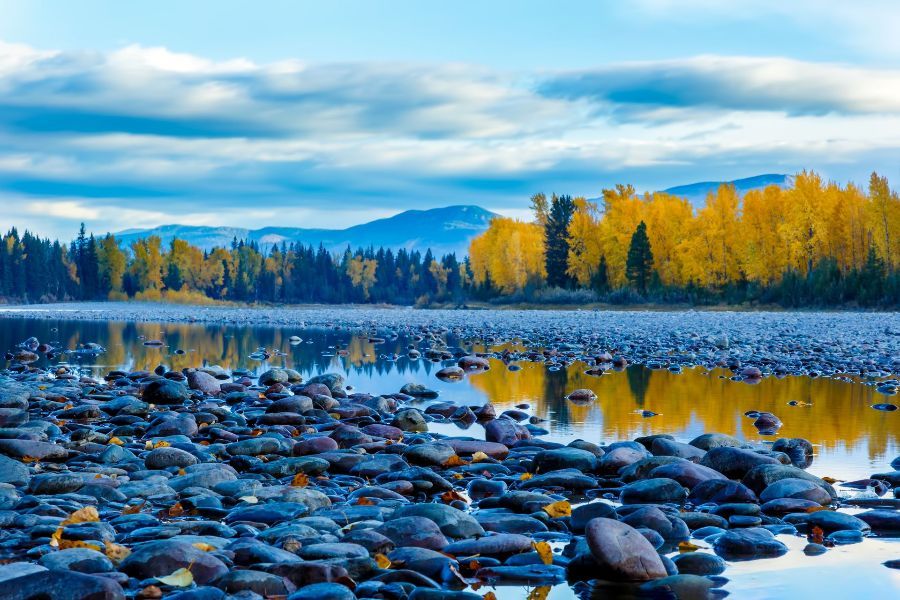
[591,255,609,293]
[626,221,654,295]
[544,194,575,288]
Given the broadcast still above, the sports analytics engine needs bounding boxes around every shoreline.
[0,302,897,379]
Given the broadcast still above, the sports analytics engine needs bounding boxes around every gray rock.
[585,517,667,581]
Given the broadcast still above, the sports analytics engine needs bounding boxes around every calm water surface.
[0,317,897,598]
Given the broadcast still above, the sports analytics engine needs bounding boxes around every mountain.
[114,205,498,257]
[661,174,790,206]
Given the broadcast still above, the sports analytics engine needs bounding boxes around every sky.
[2,0,900,239]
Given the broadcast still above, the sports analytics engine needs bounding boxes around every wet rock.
[689,433,747,451]
[39,548,115,574]
[584,517,667,581]
[856,509,900,534]
[376,516,449,550]
[712,527,788,560]
[120,539,229,584]
[392,503,485,539]
[533,447,598,473]
[392,408,428,432]
[700,446,781,479]
[142,379,191,405]
[288,582,355,600]
[400,383,439,398]
[771,437,814,468]
[484,418,532,446]
[619,478,687,504]
[759,478,833,505]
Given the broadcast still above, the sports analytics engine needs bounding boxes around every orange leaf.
[374,553,391,569]
[519,472,533,481]
[809,525,825,545]
[443,454,469,467]
[441,490,471,504]
[483,592,497,600]
[678,540,701,552]
[123,500,146,515]
[108,436,124,446]
[168,502,185,517]
[291,472,309,487]
[542,500,571,518]
[104,542,131,565]
[532,541,553,565]
[356,497,376,506]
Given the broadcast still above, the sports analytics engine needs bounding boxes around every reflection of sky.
[1,316,898,599]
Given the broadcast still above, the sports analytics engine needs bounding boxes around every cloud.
[2,40,900,239]
[540,56,900,119]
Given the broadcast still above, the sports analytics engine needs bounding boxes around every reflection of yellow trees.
[469,363,897,458]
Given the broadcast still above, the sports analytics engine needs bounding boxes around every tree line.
[1,169,897,308]
[469,171,899,307]
[0,224,469,305]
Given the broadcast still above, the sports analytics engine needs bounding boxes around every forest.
[0,170,897,308]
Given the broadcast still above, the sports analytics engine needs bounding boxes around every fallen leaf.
[374,553,391,569]
[519,472,533,481]
[192,542,215,552]
[108,436,124,446]
[441,490,471,504]
[177,468,186,476]
[542,500,571,518]
[153,440,171,448]
[809,525,825,545]
[472,451,490,463]
[62,506,100,525]
[821,476,843,484]
[138,585,163,599]
[291,472,309,487]
[452,473,464,480]
[527,586,551,600]
[483,592,497,600]
[238,496,259,504]
[104,542,132,565]
[123,500,146,515]
[21,456,40,464]
[168,502,185,517]
[532,541,553,565]
[58,539,102,551]
[156,567,194,587]
[806,505,829,513]
[678,541,701,552]
[356,497,376,506]
[443,454,468,467]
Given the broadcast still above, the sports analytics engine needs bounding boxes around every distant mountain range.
[661,174,789,206]
[114,175,790,255]
[115,205,498,257]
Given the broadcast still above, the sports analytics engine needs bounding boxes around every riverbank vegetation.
[0,170,897,308]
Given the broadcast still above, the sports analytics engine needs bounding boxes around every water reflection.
[1,317,896,480]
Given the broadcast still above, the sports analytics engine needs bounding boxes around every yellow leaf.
[104,542,131,565]
[472,451,490,463]
[62,506,100,526]
[821,476,843,484]
[21,456,40,464]
[532,541,553,565]
[527,586,551,600]
[519,472,533,481]
[452,473,464,480]
[483,592,497,600]
[156,567,194,587]
[291,472,309,487]
[153,440,171,448]
[58,539,102,551]
[192,542,215,552]
[542,500,571,518]
[374,553,391,569]
[108,436,124,446]
[678,540,701,552]
[177,468,186,476]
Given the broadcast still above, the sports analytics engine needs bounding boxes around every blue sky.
[2,0,900,238]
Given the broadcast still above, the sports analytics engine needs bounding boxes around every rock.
[376,517,449,550]
[700,446,781,479]
[533,447,598,473]
[650,438,706,461]
[484,418,531,446]
[649,462,726,489]
[712,527,788,560]
[392,408,428,432]
[259,369,290,386]
[142,379,191,405]
[619,478,687,504]
[218,570,291,596]
[585,517,667,581]
[689,433,746,451]
[804,511,871,534]
[444,533,533,557]
[856,509,900,533]
[0,439,68,461]
[771,437,814,468]
[288,582,356,600]
[0,567,125,600]
[566,389,597,403]
[742,464,837,499]
[759,478,832,505]
[187,369,221,395]
[392,504,485,539]
[145,446,199,470]
[0,454,30,486]
[670,552,726,575]
[400,383,438,398]
[120,540,229,583]
[39,548,115,574]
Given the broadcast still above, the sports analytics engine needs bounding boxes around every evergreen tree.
[625,221,654,295]
[545,194,575,288]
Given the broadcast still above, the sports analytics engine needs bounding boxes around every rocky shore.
[2,302,899,382]
[0,327,898,599]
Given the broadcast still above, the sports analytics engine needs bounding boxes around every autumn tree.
[97,234,127,296]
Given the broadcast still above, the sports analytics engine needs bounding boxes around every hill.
[115,205,497,257]
[661,174,790,206]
